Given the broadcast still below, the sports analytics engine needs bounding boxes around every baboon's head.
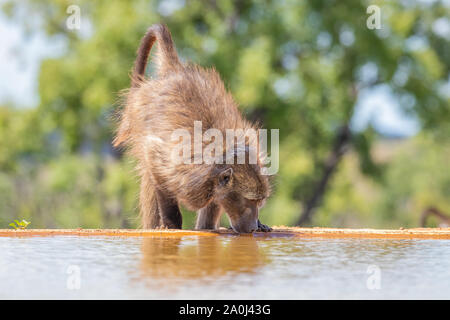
[214,164,270,233]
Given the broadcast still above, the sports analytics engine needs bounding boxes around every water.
[0,235,449,299]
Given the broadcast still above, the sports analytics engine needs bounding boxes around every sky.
[0,11,66,107]
[0,12,421,137]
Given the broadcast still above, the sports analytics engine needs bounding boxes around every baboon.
[421,207,450,227]
[113,24,272,233]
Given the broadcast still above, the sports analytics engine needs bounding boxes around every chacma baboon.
[114,24,272,233]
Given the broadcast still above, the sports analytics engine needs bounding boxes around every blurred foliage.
[0,0,449,228]
[313,136,450,228]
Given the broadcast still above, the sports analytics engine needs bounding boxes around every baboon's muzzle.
[229,206,259,234]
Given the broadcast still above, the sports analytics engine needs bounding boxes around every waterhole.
[0,235,449,299]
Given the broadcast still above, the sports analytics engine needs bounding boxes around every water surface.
[0,235,449,299]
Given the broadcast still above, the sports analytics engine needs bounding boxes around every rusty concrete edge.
[0,227,449,239]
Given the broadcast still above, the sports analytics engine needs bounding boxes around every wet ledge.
[0,227,449,239]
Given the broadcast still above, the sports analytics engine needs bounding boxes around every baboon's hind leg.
[155,189,182,229]
[195,202,222,230]
[139,173,160,229]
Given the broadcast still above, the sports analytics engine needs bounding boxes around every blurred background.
[0,0,449,229]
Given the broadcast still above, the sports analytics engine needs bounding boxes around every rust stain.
[0,227,448,239]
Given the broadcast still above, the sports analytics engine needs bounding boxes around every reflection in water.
[139,236,267,281]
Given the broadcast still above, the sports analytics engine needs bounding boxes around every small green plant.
[9,219,31,230]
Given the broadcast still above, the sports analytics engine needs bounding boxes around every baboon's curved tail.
[132,23,181,87]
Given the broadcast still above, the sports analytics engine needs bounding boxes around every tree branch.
[296,125,352,226]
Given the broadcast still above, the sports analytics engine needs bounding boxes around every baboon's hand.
[257,220,272,232]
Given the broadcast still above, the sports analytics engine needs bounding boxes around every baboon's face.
[215,166,269,233]
[221,192,266,233]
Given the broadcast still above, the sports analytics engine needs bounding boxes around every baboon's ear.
[218,168,233,187]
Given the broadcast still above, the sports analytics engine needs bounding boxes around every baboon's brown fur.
[114,24,271,233]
